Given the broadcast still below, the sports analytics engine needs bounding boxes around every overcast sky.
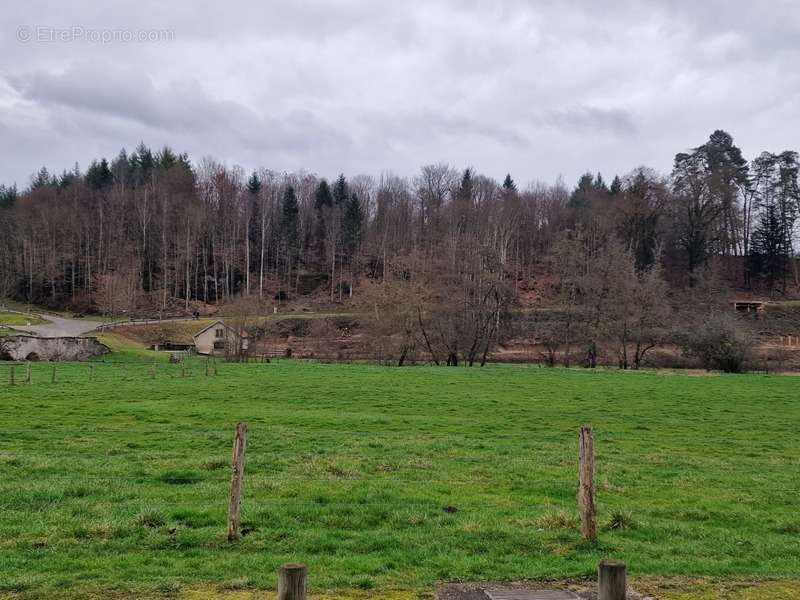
[1,1,798,189]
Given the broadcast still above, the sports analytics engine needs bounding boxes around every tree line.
[0,130,797,336]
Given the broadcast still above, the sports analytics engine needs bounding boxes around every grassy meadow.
[0,355,798,599]
[0,311,48,327]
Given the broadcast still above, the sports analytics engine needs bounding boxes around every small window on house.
[216,328,224,338]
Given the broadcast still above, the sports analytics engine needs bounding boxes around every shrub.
[534,509,579,531]
[679,314,754,373]
[606,510,637,530]
[135,510,167,529]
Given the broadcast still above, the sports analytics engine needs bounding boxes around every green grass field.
[0,311,48,327]
[0,359,798,599]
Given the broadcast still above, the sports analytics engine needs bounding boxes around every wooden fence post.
[226,422,248,541]
[26,362,31,384]
[51,365,56,384]
[89,364,94,382]
[213,359,218,376]
[578,425,596,541]
[9,366,14,386]
[598,559,626,600]
[278,563,307,600]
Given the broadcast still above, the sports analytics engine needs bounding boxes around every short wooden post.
[213,359,218,376]
[277,563,307,600]
[578,425,596,541]
[226,422,248,541]
[205,359,209,377]
[9,366,14,386]
[598,559,626,600]
[26,362,31,384]
[51,365,56,384]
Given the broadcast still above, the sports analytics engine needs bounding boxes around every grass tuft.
[158,470,201,485]
[200,458,228,471]
[606,510,637,530]
[534,510,580,531]
[135,509,167,529]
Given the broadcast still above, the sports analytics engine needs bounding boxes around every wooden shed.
[192,320,249,356]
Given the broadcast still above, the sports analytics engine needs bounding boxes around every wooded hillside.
[1,129,798,368]
[2,130,797,311]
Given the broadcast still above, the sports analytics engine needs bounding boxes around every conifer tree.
[332,174,348,206]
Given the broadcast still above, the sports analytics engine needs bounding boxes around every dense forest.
[0,129,798,367]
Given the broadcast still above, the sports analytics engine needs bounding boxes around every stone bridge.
[0,336,109,361]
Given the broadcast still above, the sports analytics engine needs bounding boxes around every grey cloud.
[0,1,798,186]
[545,106,637,137]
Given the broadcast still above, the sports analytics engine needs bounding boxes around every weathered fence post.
[26,362,31,384]
[277,563,307,600]
[578,425,596,541]
[598,559,626,600]
[9,366,14,386]
[51,365,56,384]
[213,359,218,376]
[226,422,248,541]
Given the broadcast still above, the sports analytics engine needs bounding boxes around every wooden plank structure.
[486,591,577,600]
[733,300,764,314]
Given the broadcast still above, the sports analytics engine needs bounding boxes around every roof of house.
[192,320,248,339]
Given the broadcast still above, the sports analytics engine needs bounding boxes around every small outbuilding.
[192,320,249,356]
[733,300,765,315]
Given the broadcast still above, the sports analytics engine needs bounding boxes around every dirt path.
[21,314,102,338]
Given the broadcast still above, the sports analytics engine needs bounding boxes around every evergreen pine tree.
[132,142,155,184]
[111,149,132,187]
[502,173,517,192]
[593,172,608,193]
[281,185,299,255]
[247,172,262,273]
[609,175,623,195]
[314,180,333,210]
[750,199,787,292]
[246,171,262,195]
[567,172,595,209]
[343,192,365,256]
[0,184,17,208]
[157,146,178,170]
[332,174,348,206]
[86,158,113,190]
[30,166,54,190]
